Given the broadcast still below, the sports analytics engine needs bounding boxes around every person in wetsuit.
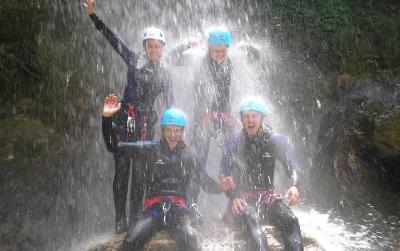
[219,98,304,251]
[170,27,260,164]
[112,108,221,251]
[86,0,173,233]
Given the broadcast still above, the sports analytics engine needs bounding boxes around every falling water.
[2,0,398,250]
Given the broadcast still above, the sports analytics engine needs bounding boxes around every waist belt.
[144,195,187,210]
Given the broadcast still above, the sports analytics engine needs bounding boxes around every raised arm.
[236,41,261,61]
[167,38,200,66]
[86,0,138,65]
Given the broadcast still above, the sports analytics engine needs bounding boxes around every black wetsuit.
[121,139,222,251]
[91,13,174,231]
[220,127,303,251]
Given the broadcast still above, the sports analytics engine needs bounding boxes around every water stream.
[7,0,399,250]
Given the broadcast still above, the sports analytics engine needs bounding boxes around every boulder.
[312,74,400,210]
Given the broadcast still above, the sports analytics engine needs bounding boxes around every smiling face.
[241,110,264,137]
[163,125,184,149]
[144,39,164,63]
[209,45,228,63]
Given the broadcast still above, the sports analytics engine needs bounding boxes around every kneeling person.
[219,98,304,251]
[122,108,222,251]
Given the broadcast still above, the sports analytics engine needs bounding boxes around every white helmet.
[143,27,165,44]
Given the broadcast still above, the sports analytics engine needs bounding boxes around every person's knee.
[175,224,200,250]
[123,219,151,250]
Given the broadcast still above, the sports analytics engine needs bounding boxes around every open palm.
[102,94,121,117]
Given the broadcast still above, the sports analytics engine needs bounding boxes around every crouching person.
[219,98,304,251]
[122,108,222,251]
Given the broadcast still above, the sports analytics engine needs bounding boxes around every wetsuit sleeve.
[167,44,189,66]
[102,117,118,153]
[271,133,299,188]
[219,137,241,200]
[89,13,138,65]
[219,136,235,177]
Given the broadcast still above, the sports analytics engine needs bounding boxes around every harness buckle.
[162,202,171,226]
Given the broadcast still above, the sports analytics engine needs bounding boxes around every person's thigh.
[169,217,200,251]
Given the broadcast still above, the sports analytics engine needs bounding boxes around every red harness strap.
[144,195,187,210]
[239,189,275,200]
[128,105,136,117]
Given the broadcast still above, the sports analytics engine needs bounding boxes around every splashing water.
[293,204,399,251]
[13,0,398,250]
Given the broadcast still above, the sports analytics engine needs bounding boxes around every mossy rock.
[373,113,400,159]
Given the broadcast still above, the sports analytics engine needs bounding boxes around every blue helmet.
[240,98,268,115]
[160,108,187,127]
[207,27,232,46]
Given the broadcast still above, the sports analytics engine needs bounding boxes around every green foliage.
[264,0,400,75]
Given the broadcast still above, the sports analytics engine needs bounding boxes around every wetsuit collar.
[243,125,264,140]
[145,60,162,68]
[207,50,230,66]
[160,138,186,153]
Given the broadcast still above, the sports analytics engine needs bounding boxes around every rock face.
[89,220,322,251]
[312,75,400,211]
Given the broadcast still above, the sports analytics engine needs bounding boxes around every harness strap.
[144,195,187,210]
[239,189,275,200]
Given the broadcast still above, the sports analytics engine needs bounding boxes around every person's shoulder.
[269,130,289,147]
[225,132,242,149]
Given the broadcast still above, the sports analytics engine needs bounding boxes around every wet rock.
[373,113,400,160]
[313,74,400,210]
[89,220,323,251]
[335,74,355,90]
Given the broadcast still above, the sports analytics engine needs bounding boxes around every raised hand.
[285,185,300,206]
[102,94,121,117]
[236,41,250,51]
[186,38,200,49]
[84,0,94,16]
